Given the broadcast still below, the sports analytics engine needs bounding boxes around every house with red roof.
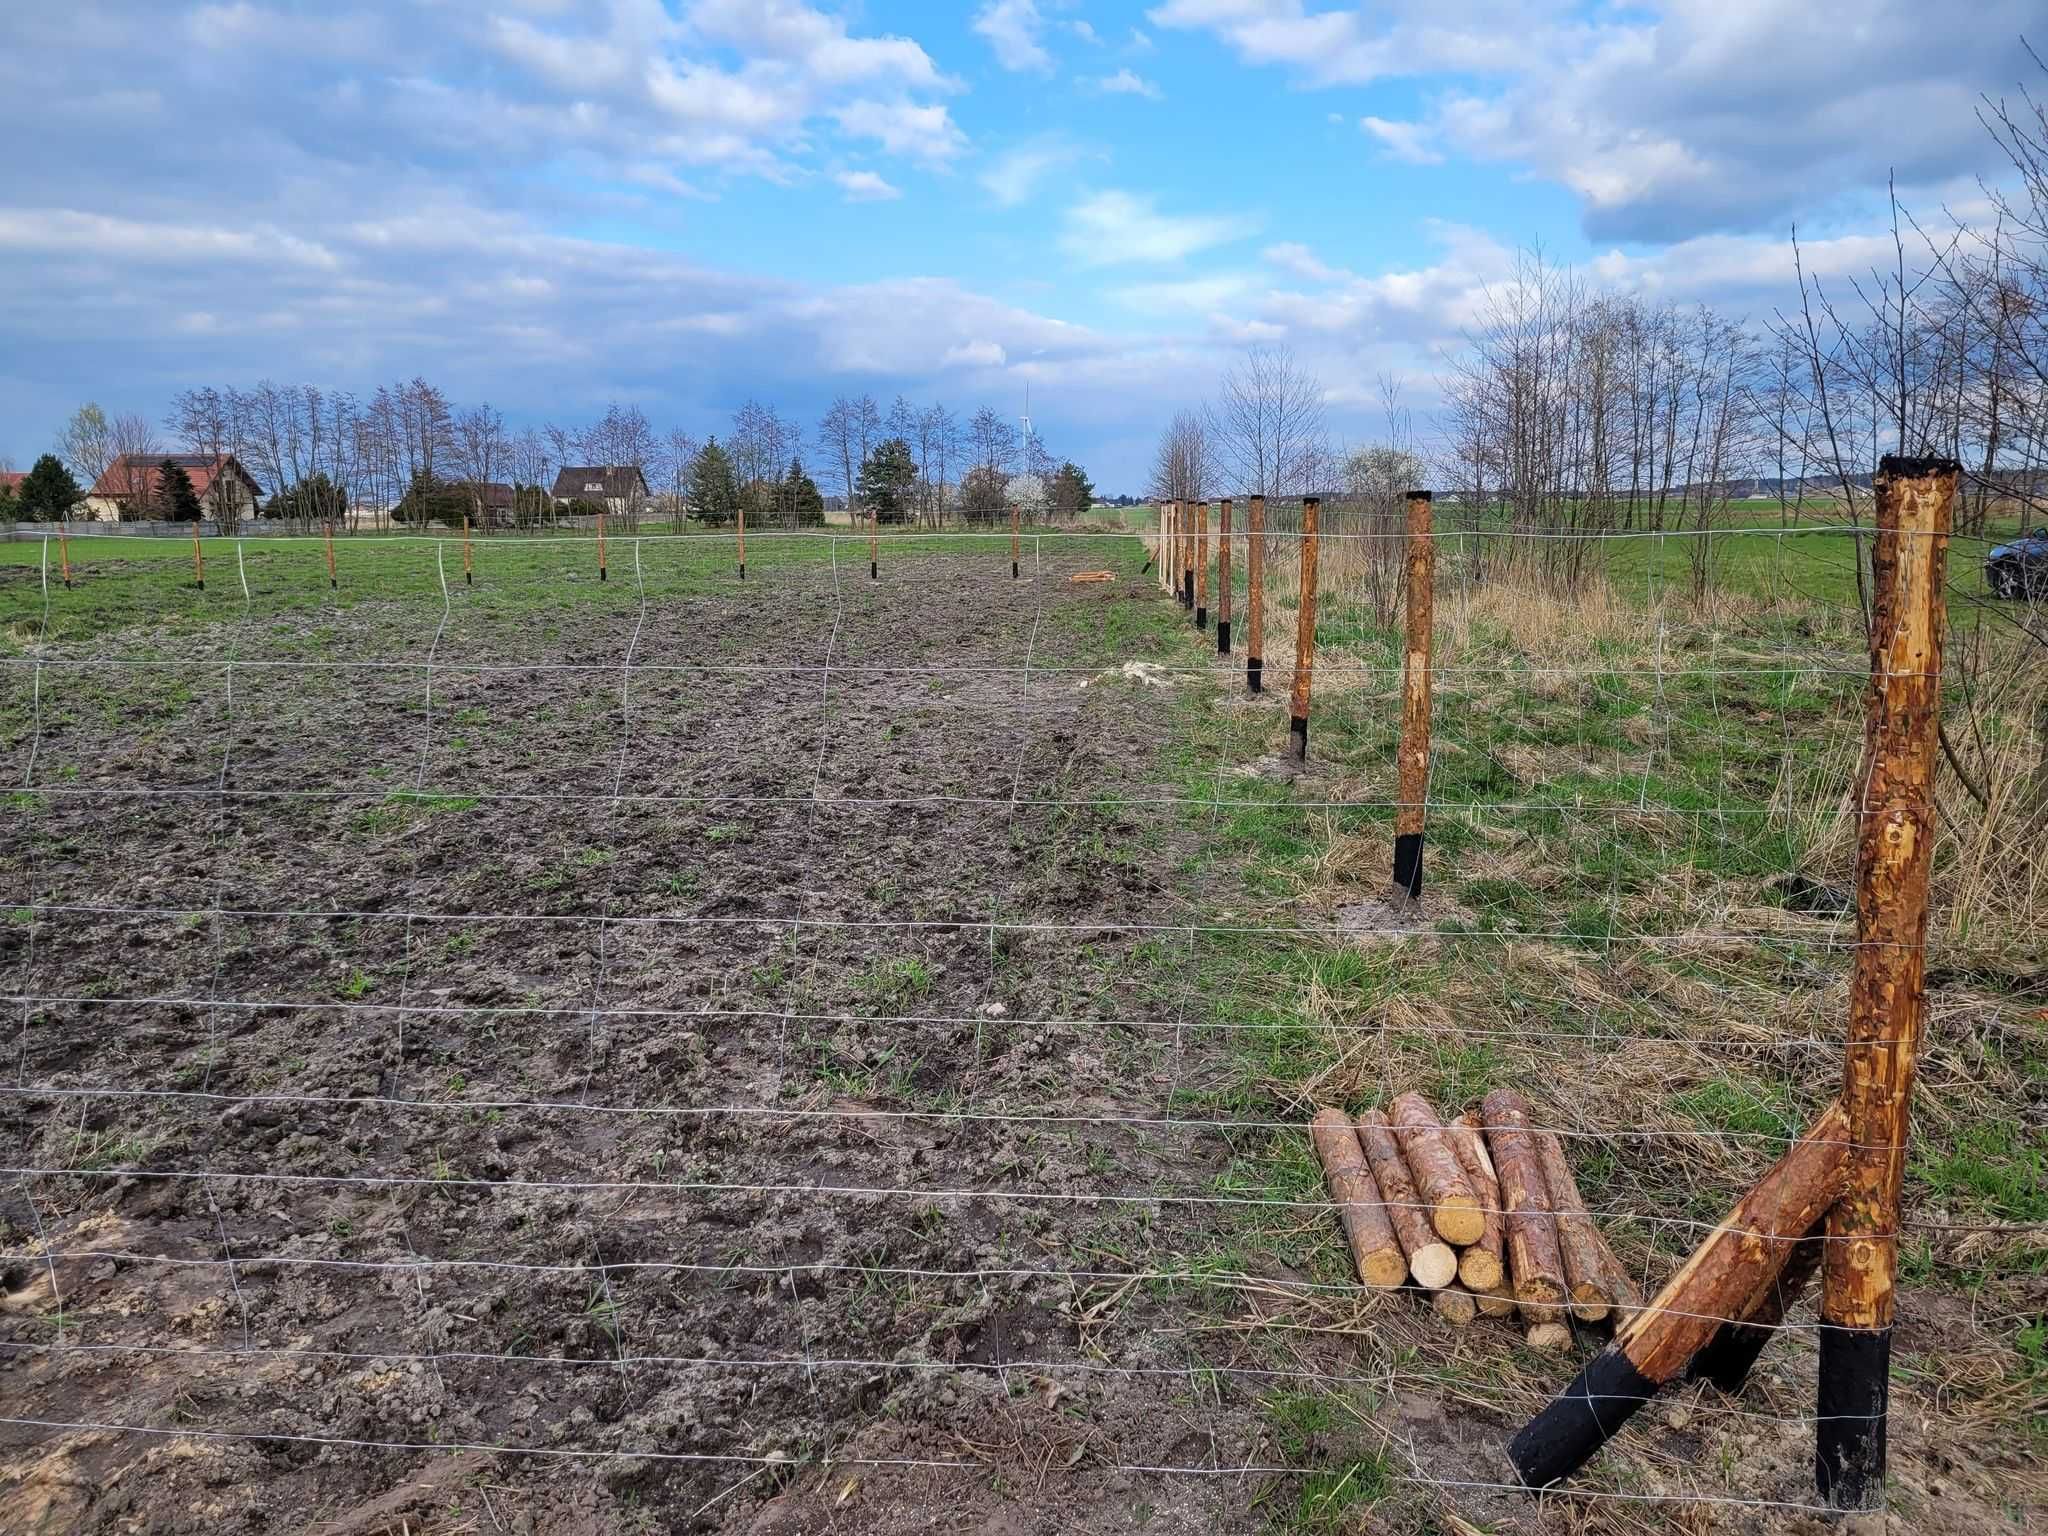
[83,454,263,522]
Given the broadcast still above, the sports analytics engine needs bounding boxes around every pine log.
[1508,1099,1853,1490]
[1308,1107,1408,1291]
[1389,1092,1484,1245]
[1445,1112,1508,1294]
[1531,1126,1631,1324]
[1355,1110,1457,1289]
[1478,1090,1568,1331]
[1523,1321,1573,1352]
[1476,1287,1518,1320]
[1431,1284,1478,1328]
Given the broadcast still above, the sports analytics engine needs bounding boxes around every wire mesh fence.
[0,514,2041,1530]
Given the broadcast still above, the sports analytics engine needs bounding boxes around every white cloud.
[1068,20,1101,45]
[1093,69,1163,100]
[1359,115,1441,165]
[834,169,902,201]
[833,99,968,164]
[973,0,1054,74]
[1148,0,2041,240]
[943,339,1009,369]
[1126,28,1156,54]
[1061,190,1248,267]
[980,138,1090,207]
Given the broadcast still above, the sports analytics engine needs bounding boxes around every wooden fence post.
[1181,500,1195,610]
[598,510,608,582]
[738,499,747,582]
[462,515,474,586]
[1394,490,1434,900]
[1287,496,1319,761]
[1195,500,1210,630]
[192,522,205,591]
[1818,455,1955,1511]
[58,523,71,590]
[1010,502,1020,580]
[1217,498,1233,655]
[324,521,338,590]
[870,503,879,580]
[1247,495,1266,692]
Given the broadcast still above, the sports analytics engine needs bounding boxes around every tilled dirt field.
[0,548,1314,1535]
[2,539,2040,1536]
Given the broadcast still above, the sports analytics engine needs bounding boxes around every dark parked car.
[1986,526,2048,598]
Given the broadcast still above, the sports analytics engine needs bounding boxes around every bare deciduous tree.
[1207,344,1327,499]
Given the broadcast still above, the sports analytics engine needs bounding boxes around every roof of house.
[471,481,517,509]
[89,454,262,502]
[0,471,25,493]
[551,465,649,499]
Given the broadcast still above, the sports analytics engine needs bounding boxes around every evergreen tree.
[688,437,741,526]
[1051,461,1095,521]
[0,479,17,521]
[857,437,918,525]
[263,471,346,525]
[394,470,467,527]
[159,459,205,522]
[781,456,825,526]
[17,455,82,519]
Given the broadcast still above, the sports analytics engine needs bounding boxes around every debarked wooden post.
[1217,498,1233,655]
[1287,496,1319,761]
[1393,489,1434,900]
[1818,455,1955,1512]
[1246,494,1265,692]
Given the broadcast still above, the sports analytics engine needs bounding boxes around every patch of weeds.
[706,823,750,844]
[1674,1075,1798,1141]
[1915,1120,2048,1224]
[336,967,375,1000]
[861,955,934,1013]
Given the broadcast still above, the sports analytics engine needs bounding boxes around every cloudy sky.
[0,1,2037,491]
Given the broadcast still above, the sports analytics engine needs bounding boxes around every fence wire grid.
[0,514,2042,1533]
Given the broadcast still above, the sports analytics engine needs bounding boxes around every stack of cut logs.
[1309,1088,1641,1348]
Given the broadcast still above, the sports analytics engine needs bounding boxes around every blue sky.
[0,1,2037,491]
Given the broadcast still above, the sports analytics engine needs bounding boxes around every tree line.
[0,384,1097,535]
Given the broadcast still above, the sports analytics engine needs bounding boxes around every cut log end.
[1570,1283,1612,1324]
[1432,1286,1479,1327]
[1475,1287,1518,1319]
[1432,1196,1486,1248]
[1458,1246,1505,1294]
[1523,1323,1574,1353]
[1360,1248,1409,1291]
[1410,1243,1458,1291]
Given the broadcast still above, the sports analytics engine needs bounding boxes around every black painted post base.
[739,564,747,581]
[195,580,204,591]
[1686,1232,1823,1396]
[1217,620,1230,656]
[870,560,878,580]
[600,568,608,582]
[1141,558,1153,574]
[1817,1324,1890,1511]
[1288,714,1308,762]
[1183,573,1194,607]
[467,571,473,586]
[1012,560,1020,580]
[1507,1348,1659,1489]
[330,579,338,591]
[1688,1317,1776,1396]
[1196,605,1207,630]
[1247,656,1262,693]
[1393,832,1423,901]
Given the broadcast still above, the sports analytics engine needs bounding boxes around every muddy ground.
[0,549,1344,1536]
[0,542,2036,1535]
